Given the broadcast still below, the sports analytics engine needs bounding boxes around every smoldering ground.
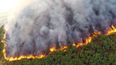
[1,0,116,58]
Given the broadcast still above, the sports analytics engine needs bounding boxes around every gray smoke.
[3,0,116,57]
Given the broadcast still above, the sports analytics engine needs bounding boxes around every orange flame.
[50,47,57,52]
[2,35,46,61]
[2,25,116,61]
[73,25,116,48]
[73,36,92,48]
[4,54,46,61]
[106,25,116,35]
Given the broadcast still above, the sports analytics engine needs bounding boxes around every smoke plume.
[1,0,116,60]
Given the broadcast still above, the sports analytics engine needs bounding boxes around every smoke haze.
[0,0,116,57]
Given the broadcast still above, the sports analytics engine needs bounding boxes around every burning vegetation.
[0,0,116,61]
[2,25,116,61]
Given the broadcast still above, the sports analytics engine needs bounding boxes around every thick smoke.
[3,0,116,57]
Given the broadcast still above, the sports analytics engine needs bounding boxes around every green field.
[0,27,116,65]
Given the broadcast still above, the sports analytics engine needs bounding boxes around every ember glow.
[0,0,116,61]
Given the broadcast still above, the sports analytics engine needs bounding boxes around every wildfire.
[106,25,116,35]
[4,54,46,61]
[49,46,68,52]
[50,47,57,52]
[2,25,116,61]
[73,37,92,48]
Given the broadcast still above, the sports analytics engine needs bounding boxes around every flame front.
[2,25,116,61]
[106,25,116,35]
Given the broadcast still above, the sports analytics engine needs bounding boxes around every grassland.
[0,27,116,65]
